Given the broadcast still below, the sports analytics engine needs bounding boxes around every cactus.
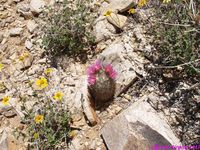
[87,60,117,108]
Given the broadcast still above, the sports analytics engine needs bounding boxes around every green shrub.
[42,0,95,59]
[148,0,200,75]
[15,74,72,149]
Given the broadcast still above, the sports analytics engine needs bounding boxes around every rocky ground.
[0,0,199,149]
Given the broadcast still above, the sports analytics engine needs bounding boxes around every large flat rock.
[101,96,181,150]
[100,0,138,14]
[99,41,138,97]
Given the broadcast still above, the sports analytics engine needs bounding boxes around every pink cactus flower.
[93,60,102,71]
[87,66,95,75]
[104,64,117,79]
[88,75,96,85]
[87,60,102,85]
[87,60,117,86]
[87,60,102,75]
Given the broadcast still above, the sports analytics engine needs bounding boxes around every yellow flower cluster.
[104,10,112,17]
[34,115,44,124]
[69,130,77,138]
[1,96,10,105]
[0,63,4,72]
[128,8,136,14]
[19,53,29,62]
[138,0,147,7]
[33,132,39,139]
[53,91,63,101]
[36,77,48,89]
[44,68,53,75]
[163,0,171,3]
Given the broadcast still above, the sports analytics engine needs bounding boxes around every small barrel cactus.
[87,60,117,108]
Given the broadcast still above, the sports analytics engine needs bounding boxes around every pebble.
[9,27,23,36]
[30,0,45,14]
[124,94,132,101]
[25,40,33,50]
[0,32,3,43]
[27,20,38,33]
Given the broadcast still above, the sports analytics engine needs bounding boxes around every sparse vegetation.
[0,0,200,148]
[149,0,200,76]
[42,0,95,59]
[16,75,72,149]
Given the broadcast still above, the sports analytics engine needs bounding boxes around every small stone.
[27,65,40,75]
[96,141,102,146]
[27,20,38,33]
[0,32,3,43]
[2,109,17,118]
[0,82,6,93]
[85,142,89,146]
[23,54,34,68]
[17,3,32,19]
[123,94,131,101]
[25,40,33,50]
[30,0,45,15]
[69,138,83,150]
[1,38,7,45]
[107,13,127,29]
[14,0,21,2]
[94,17,116,43]
[89,140,96,149]
[82,80,97,126]
[83,95,97,126]
[17,54,34,70]
[0,12,9,20]
[0,44,7,52]
[38,58,46,64]
[115,106,122,114]
[9,28,23,37]
[0,106,12,115]
[0,130,8,150]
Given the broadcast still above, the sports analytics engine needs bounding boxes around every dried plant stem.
[157,21,191,27]
[186,83,200,90]
[152,59,200,69]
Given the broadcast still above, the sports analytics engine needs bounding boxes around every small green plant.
[149,0,200,75]
[42,0,95,59]
[18,72,72,149]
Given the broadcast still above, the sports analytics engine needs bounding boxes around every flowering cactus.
[87,60,117,108]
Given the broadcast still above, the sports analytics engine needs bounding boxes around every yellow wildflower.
[138,0,147,7]
[23,53,29,57]
[33,132,39,139]
[1,96,10,106]
[69,130,77,138]
[53,92,64,101]
[36,77,48,89]
[44,68,53,75]
[34,115,44,124]
[18,53,29,62]
[19,56,25,62]
[0,63,4,72]
[104,10,112,17]
[128,8,136,14]
[163,0,171,3]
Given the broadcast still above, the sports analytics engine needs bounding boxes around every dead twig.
[184,83,200,91]
[157,21,191,27]
[151,59,200,69]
